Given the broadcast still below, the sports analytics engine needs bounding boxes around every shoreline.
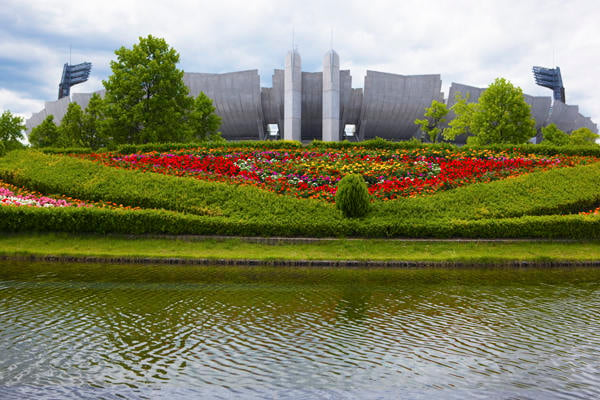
[2,254,600,268]
[1,232,600,268]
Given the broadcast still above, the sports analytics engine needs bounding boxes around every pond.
[1,262,600,399]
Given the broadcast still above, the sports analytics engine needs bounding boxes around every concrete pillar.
[284,50,302,141]
[322,50,340,142]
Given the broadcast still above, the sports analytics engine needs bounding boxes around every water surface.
[1,262,600,399]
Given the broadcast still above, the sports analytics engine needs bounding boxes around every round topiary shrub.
[335,174,371,218]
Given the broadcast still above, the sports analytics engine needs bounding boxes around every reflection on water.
[1,262,600,399]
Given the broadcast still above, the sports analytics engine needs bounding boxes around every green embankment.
[1,150,600,238]
[1,233,600,265]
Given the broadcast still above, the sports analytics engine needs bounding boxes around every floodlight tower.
[58,62,92,99]
[532,66,565,103]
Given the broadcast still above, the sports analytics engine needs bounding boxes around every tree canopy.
[102,34,195,144]
[29,115,60,148]
[470,78,536,145]
[58,102,85,147]
[443,78,536,145]
[541,123,569,146]
[185,92,222,141]
[443,93,477,141]
[569,127,599,145]
[82,93,110,149]
[0,110,25,151]
[414,100,449,143]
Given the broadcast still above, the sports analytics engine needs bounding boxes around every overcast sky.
[1,0,599,126]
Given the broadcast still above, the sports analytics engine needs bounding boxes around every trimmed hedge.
[37,138,600,158]
[2,149,600,238]
[0,150,342,222]
[40,140,304,155]
[373,161,600,221]
[1,205,599,239]
[6,150,600,223]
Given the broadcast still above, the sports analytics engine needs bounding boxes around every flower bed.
[78,147,600,202]
[581,206,600,216]
[1,181,76,207]
[0,180,136,210]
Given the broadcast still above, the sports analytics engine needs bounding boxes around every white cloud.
[0,89,43,119]
[1,0,599,125]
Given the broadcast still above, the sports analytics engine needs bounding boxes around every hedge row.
[1,205,599,239]
[34,138,600,158]
[38,140,304,155]
[2,150,600,225]
[0,150,340,222]
[311,139,600,156]
[374,161,600,221]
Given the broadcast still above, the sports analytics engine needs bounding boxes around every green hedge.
[1,205,599,239]
[373,161,600,221]
[37,138,600,158]
[0,150,341,222]
[40,140,304,155]
[5,150,600,223]
[2,149,600,238]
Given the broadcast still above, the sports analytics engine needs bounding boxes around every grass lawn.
[1,233,599,265]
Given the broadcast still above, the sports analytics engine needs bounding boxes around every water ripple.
[1,263,600,399]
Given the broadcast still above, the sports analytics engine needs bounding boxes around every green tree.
[414,100,449,143]
[469,78,536,145]
[185,92,222,141]
[58,102,85,147]
[443,93,477,141]
[541,123,569,146]
[569,127,599,145]
[82,93,110,149]
[335,174,371,218]
[102,35,194,144]
[29,115,60,147]
[0,110,25,151]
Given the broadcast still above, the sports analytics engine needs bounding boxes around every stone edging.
[2,254,600,268]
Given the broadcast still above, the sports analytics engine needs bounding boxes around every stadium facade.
[26,50,598,142]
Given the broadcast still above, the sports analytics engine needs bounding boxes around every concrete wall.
[25,109,48,134]
[45,96,71,126]
[360,71,442,140]
[24,51,597,141]
[301,72,322,141]
[523,95,552,130]
[260,69,284,138]
[342,88,364,139]
[548,101,598,133]
[184,70,263,140]
[322,50,340,142]
[284,51,302,141]
[447,83,484,107]
[574,114,598,133]
[71,93,93,111]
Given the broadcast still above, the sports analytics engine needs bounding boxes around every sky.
[1,0,599,126]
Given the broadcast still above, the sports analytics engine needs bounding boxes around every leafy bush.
[336,174,370,218]
[542,124,569,146]
[569,127,599,146]
[29,115,60,148]
[1,205,599,239]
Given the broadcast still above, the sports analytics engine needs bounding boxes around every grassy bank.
[1,233,600,265]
